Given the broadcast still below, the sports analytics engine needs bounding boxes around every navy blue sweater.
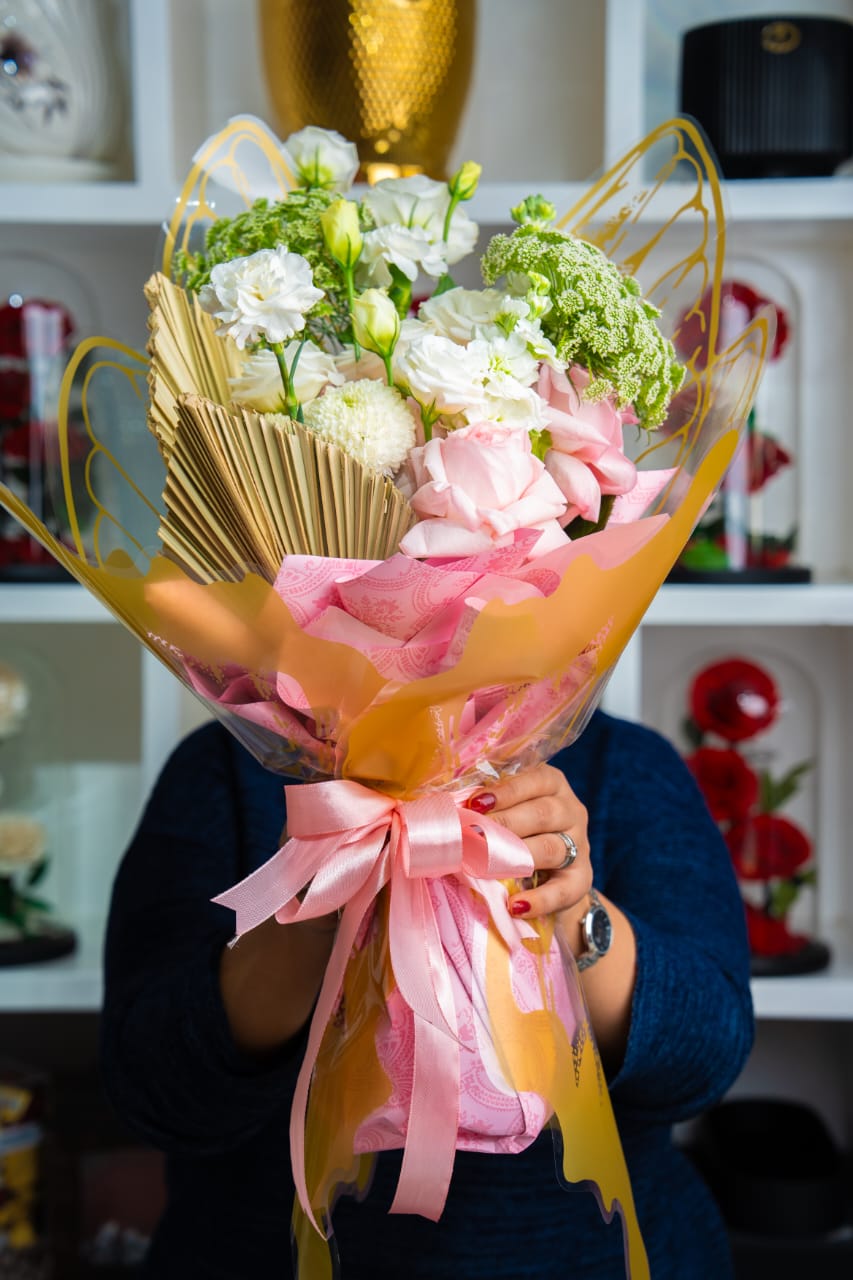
[101,712,754,1279]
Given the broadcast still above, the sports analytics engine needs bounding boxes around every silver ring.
[556,830,578,871]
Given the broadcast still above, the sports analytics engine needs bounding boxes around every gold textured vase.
[257,0,476,182]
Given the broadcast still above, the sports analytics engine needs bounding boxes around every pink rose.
[399,421,569,558]
[538,363,637,522]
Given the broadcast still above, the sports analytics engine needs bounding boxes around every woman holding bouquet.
[101,708,753,1279]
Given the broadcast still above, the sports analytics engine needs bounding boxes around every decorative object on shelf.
[680,16,853,178]
[257,0,476,183]
[0,290,89,582]
[688,1098,850,1241]
[0,0,127,182]
[0,660,75,967]
[670,264,809,583]
[0,1061,48,1273]
[683,654,830,977]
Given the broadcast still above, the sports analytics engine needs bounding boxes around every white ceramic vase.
[0,0,125,180]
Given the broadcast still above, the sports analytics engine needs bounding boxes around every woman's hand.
[467,763,637,1074]
[466,763,592,922]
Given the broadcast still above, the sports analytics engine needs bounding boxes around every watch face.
[588,906,612,955]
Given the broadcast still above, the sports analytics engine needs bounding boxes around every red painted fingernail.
[510,899,531,916]
[467,792,496,814]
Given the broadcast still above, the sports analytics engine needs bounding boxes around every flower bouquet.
[0,115,770,1278]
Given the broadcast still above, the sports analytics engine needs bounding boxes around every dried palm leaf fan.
[144,273,415,582]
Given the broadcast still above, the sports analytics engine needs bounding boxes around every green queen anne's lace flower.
[481,224,685,428]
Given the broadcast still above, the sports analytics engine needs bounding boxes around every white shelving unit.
[1,0,852,1144]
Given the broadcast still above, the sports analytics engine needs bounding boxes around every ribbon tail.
[388,1009,460,1220]
[213,835,340,937]
[289,868,384,1237]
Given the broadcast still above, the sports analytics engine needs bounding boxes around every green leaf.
[565,494,615,541]
[26,859,49,888]
[759,760,813,812]
[681,716,704,750]
[679,539,729,571]
[432,272,457,297]
[768,878,800,918]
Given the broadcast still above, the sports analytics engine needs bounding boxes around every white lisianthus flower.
[358,224,448,287]
[281,125,359,192]
[199,246,324,350]
[335,317,427,382]
[418,287,559,370]
[302,379,417,474]
[352,288,400,361]
[471,334,547,426]
[396,332,546,427]
[363,174,478,268]
[231,343,344,412]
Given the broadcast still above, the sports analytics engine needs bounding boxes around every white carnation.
[231,343,344,412]
[281,125,359,192]
[198,246,324,350]
[302,379,417,474]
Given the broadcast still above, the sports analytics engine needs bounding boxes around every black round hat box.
[680,16,853,177]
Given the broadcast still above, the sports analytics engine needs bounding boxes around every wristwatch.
[576,888,613,971]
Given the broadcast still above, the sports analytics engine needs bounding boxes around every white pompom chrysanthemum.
[302,379,417,475]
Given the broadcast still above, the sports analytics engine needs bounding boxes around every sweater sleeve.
[100,723,305,1156]
[571,717,755,1125]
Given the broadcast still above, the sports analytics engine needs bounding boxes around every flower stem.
[344,268,361,359]
[271,342,299,420]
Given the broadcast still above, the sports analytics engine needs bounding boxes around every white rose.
[199,246,324,350]
[0,814,46,873]
[418,287,521,344]
[0,662,28,740]
[281,125,359,192]
[230,342,344,412]
[394,333,489,418]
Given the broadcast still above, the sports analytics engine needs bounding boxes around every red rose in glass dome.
[726,813,812,881]
[748,430,792,494]
[686,746,759,822]
[0,300,75,359]
[744,903,809,958]
[675,279,790,369]
[0,369,30,421]
[689,657,779,743]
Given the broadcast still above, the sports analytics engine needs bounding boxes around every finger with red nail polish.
[467,792,496,814]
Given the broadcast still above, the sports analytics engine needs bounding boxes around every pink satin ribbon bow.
[213,778,535,1232]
